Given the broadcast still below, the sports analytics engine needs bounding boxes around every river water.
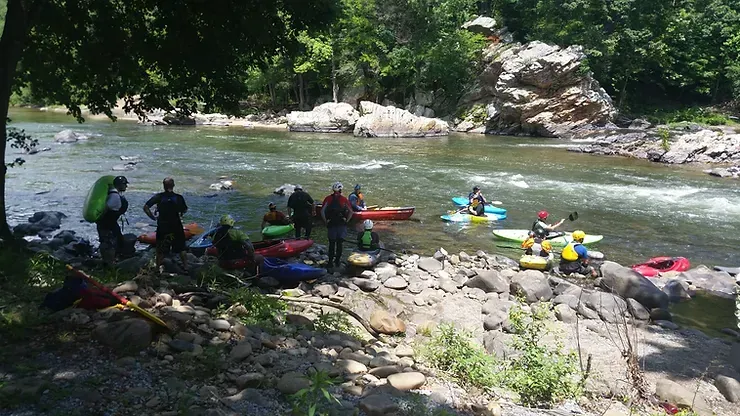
[6,108,740,269]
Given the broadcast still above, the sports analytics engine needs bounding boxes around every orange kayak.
[137,223,205,245]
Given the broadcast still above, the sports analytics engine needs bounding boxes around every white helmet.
[332,182,343,192]
[363,219,374,230]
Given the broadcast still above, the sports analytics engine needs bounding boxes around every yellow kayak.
[347,249,381,268]
[519,254,555,271]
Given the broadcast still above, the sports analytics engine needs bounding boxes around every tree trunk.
[617,72,630,109]
[332,58,338,103]
[298,73,306,110]
[0,0,36,240]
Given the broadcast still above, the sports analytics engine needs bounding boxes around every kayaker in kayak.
[559,230,597,277]
[144,177,189,273]
[357,220,380,251]
[521,231,552,258]
[321,182,354,269]
[532,210,565,238]
[349,184,367,212]
[96,175,129,266]
[287,184,314,239]
[468,186,487,216]
[213,214,264,276]
[261,202,290,229]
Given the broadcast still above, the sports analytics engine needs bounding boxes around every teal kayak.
[451,197,507,215]
[262,224,294,238]
[441,212,506,223]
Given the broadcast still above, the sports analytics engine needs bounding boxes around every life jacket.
[561,241,582,262]
[98,190,128,228]
[157,192,183,225]
[359,231,374,250]
[213,225,246,261]
[264,211,282,223]
[532,220,548,238]
[325,194,347,226]
[522,237,551,256]
[355,192,364,203]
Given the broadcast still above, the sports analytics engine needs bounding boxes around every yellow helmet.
[572,230,586,242]
[220,214,235,227]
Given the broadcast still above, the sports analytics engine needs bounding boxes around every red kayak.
[632,257,691,277]
[313,205,415,221]
[205,239,314,259]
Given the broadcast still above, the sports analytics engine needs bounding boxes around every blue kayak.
[451,197,507,215]
[189,227,218,250]
[262,257,326,282]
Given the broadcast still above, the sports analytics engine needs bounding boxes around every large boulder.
[54,129,87,143]
[599,261,668,309]
[92,318,153,353]
[464,270,509,293]
[455,41,615,137]
[354,101,449,138]
[13,211,67,236]
[287,102,360,133]
[510,270,553,303]
[461,16,499,37]
[676,266,737,299]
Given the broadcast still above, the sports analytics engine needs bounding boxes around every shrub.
[228,287,286,328]
[290,370,341,416]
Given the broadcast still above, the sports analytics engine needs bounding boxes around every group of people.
[96,176,190,273]
[521,210,597,277]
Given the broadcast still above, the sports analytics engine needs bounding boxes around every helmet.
[113,176,128,187]
[354,184,362,191]
[538,210,549,220]
[332,182,343,192]
[363,219,374,230]
[572,230,586,242]
[294,184,303,191]
[220,214,235,227]
[268,202,276,210]
[473,186,480,192]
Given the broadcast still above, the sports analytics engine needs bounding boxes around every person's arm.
[143,195,159,221]
[551,219,566,229]
[287,195,295,217]
[480,194,488,204]
[348,194,359,211]
[344,198,353,222]
[260,214,268,229]
[575,244,589,261]
[321,197,328,223]
[106,193,122,212]
[371,232,380,250]
[180,195,188,216]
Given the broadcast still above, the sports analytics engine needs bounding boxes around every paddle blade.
[568,212,579,221]
[489,201,503,205]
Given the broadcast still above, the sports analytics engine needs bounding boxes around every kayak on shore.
[261,257,326,282]
[519,253,555,271]
[441,212,506,223]
[347,249,382,268]
[205,239,314,259]
[492,229,603,246]
[632,256,690,277]
[451,197,507,215]
[313,205,415,221]
[138,223,204,245]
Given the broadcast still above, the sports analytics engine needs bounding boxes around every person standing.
[144,177,189,272]
[287,184,315,239]
[321,182,353,268]
[96,176,129,266]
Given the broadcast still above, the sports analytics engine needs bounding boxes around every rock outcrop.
[287,102,359,133]
[354,102,450,138]
[454,40,616,137]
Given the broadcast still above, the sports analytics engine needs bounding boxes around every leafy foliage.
[312,311,362,338]
[502,303,582,407]
[290,370,342,416]
[228,287,286,328]
[5,119,37,168]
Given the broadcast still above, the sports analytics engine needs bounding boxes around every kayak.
[205,239,314,259]
[313,205,415,221]
[262,224,294,238]
[492,229,603,246]
[451,197,507,215]
[138,223,205,245]
[519,254,554,271]
[261,257,326,282]
[632,257,690,277]
[441,212,506,223]
[347,249,382,268]
[83,175,115,222]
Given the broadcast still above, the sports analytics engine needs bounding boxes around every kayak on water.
[451,197,507,215]
[262,224,294,238]
[441,212,506,223]
[632,257,690,277]
[138,223,205,245]
[519,254,555,271]
[347,249,382,268]
[312,205,415,221]
[205,239,314,259]
[492,229,603,246]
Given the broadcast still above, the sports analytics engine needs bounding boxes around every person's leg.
[172,229,188,270]
[328,239,336,266]
[334,226,347,266]
[97,224,115,266]
[304,220,312,239]
[294,222,302,239]
[475,204,485,216]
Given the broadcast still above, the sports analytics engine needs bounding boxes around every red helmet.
[538,210,549,220]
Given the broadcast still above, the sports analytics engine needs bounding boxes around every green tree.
[0,0,338,239]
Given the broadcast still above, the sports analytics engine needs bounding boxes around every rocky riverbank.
[3,210,740,416]
[568,122,740,174]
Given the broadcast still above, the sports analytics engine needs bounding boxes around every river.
[6,108,740,269]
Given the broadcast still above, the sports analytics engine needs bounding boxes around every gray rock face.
[585,292,628,323]
[483,331,516,358]
[715,374,740,402]
[510,270,553,303]
[655,378,711,414]
[287,102,360,133]
[417,257,443,272]
[354,101,449,138]
[464,270,509,293]
[13,211,67,236]
[92,319,153,353]
[600,261,669,309]
[554,304,577,323]
[461,16,499,37]
[55,129,87,143]
[677,266,737,299]
[455,41,615,137]
[626,298,650,320]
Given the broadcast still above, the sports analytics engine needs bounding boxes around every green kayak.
[262,224,294,238]
[492,229,603,247]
